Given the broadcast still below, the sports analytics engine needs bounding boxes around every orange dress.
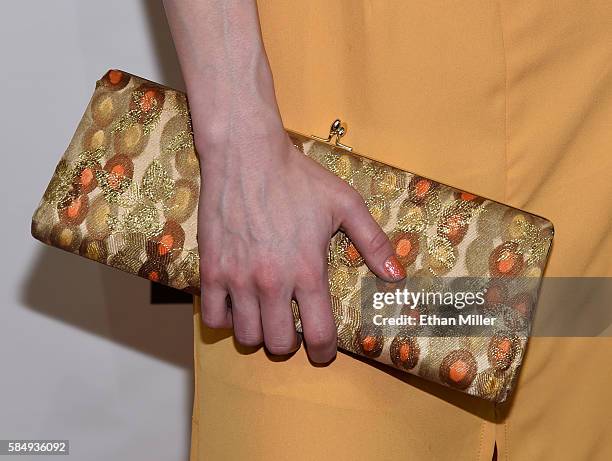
[191,1,612,459]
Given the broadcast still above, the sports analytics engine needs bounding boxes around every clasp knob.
[312,119,353,151]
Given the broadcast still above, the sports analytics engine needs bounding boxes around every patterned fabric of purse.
[31,70,553,402]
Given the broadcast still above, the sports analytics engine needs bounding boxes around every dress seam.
[505,419,510,461]
[496,0,510,203]
[495,2,510,458]
[477,420,485,461]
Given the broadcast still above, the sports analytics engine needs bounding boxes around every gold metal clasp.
[312,119,353,151]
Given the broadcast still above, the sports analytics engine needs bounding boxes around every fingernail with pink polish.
[383,255,406,280]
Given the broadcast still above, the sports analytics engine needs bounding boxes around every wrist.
[186,46,281,128]
[193,103,285,148]
[195,113,290,178]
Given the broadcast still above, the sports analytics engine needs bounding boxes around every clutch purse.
[31,70,553,402]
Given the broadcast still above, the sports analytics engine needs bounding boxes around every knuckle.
[234,328,263,347]
[305,325,336,350]
[298,267,324,293]
[368,228,391,256]
[226,271,250,292]
[342,187,364,209]
[265,336,296,355]
[255,275,278,293]
[201,311,227,329]
[253,264,282,294]
[200,266,222,286]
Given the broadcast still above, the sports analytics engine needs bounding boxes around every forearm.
[163,1,400,364]
[162,0,284,147]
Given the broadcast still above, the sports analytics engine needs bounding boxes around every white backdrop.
[0,1,194,459]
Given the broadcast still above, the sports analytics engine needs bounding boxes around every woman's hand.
[195,123,406,363]
[163,0,405,363]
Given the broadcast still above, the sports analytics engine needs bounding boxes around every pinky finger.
[200,284,233,329]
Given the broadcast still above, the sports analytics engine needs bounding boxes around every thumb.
[337,192,406,282]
